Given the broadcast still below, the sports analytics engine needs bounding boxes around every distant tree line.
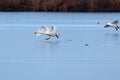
[0,0,120,12]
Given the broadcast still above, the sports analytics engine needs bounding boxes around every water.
[0,12,120,80]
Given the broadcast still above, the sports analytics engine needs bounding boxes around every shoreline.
[0,0,120,12]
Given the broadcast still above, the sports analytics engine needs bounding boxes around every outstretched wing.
[104,25,110,28]
[37,26,46,33]
[49,26,56,33]
[35,26,47,36]
[112,19,119,24]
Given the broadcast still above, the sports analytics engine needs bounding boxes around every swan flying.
[97,19,119,30]
[34,26,60,40]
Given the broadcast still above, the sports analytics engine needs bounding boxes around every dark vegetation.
[0,0,120,12]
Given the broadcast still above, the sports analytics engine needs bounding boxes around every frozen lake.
[0,12,120,80]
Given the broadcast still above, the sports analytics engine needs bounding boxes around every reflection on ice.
[36,40,59,47]
[103,31,120,46]
[35,40,60,56]
[104,32,119,40]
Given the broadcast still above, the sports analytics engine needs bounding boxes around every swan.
[34,26,60,40]
[97,19,119,30]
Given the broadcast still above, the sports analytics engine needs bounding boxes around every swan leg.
[46,37,51,40]
[117,26,119,29]
[115,27,118,30]
[56,35,59,38]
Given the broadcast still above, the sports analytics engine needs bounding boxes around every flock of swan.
[35,19,119,40]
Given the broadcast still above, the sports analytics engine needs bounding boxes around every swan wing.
[112,19,119,24]
[49,26,56,33]
[35,26,47,36]
[37,26,47,33]
[104,25,110,28]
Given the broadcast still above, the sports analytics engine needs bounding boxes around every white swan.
[34,26,60,40]
[97,19,119,30]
